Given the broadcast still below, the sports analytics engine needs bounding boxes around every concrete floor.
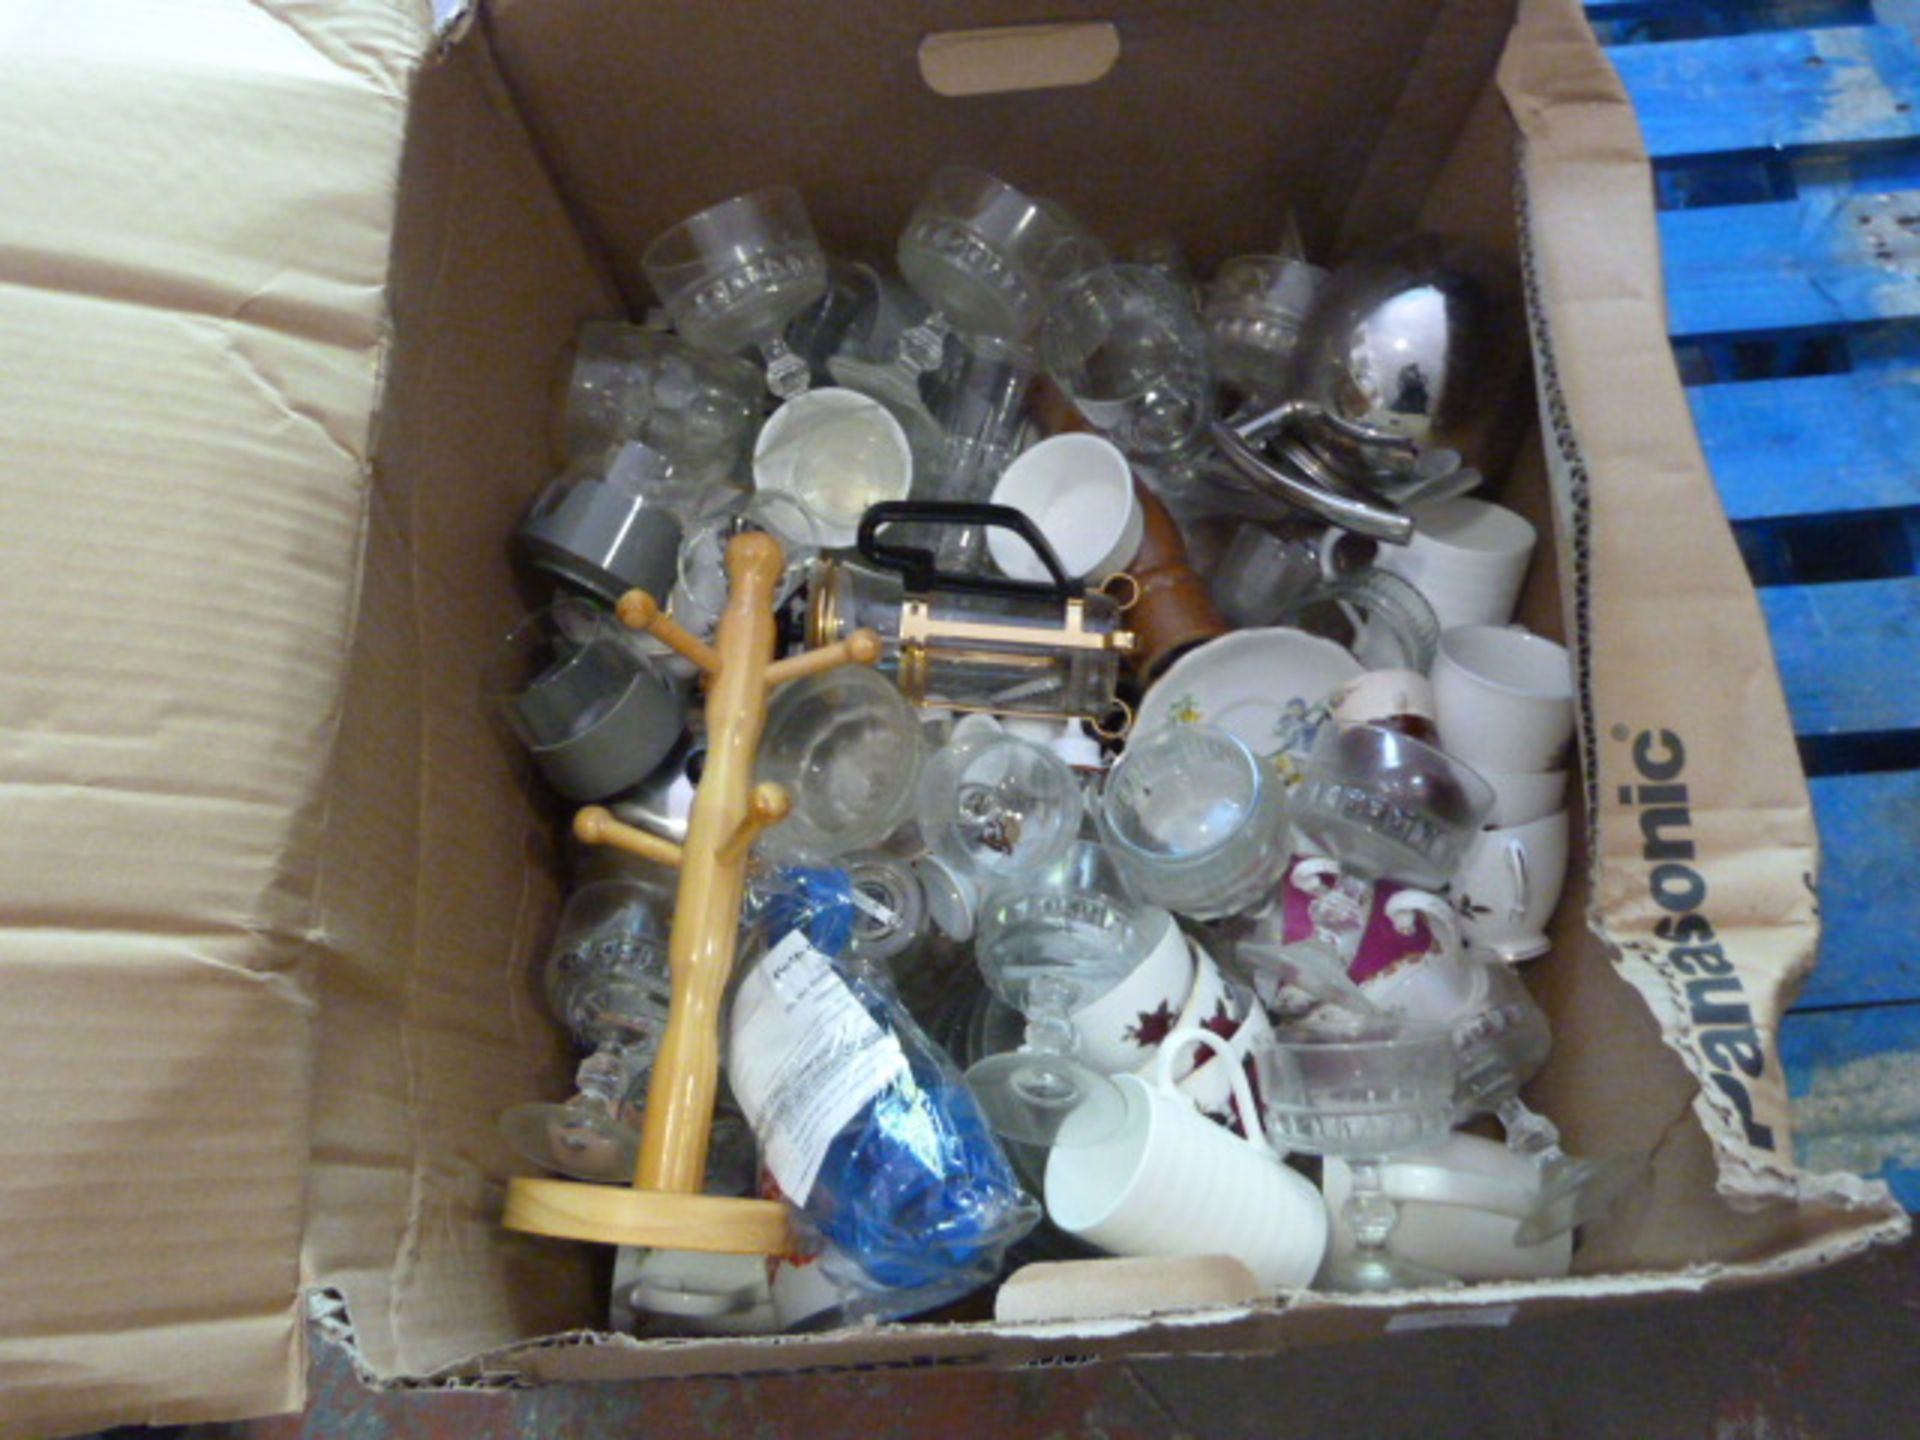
[114,1232,1919,1439]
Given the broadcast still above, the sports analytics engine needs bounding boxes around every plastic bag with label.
[729,867,1039,1301]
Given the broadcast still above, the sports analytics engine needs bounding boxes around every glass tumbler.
[1040,263,1215,462]
[557,321,764,476]
[1209,524,1323,629]
[755,665,925,863]
[641,185,830,398]
[669,489,818,641]
[1278,566,1443,675]
[1097,723,1291,920]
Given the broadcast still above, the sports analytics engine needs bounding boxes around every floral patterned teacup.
[1069,907,1195,1074]
[1448,810,1570,962]
[1136,939,1273,1138]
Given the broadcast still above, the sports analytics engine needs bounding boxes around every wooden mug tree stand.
[503,532,881,1255]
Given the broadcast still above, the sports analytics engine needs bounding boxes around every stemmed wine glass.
[965,841,1166,1148]
[891,167,1106,380]
[1450,961,1649,1243]
[1255,1026,1460,1292]
[498,877,675,1182]
[1276,722,1492,1003]
[642,185,830,399]
[918,719,1082,889]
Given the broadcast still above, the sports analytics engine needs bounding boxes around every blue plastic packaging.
[731,867,1038,1307]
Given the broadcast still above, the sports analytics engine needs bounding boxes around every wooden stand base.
[505,1177,793,1255]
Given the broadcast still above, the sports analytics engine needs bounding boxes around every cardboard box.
[0,0,1907,1432]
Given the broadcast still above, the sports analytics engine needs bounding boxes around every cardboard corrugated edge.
[1500,0,1909,1237]
[299,11,616,1386]
[296,1205,1902,1388]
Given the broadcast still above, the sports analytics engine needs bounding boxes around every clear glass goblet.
[917,722,1081,890]
[1039,262,1215,464]
[896,167,1106,358]
[642,185,830,399]
[1450,962,1649,1243]
[498,878,674,1182]
[1255,1026,1460,1292]
[1279,722,1493,997]
[966,841,1155,1147]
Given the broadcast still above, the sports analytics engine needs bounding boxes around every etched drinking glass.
[643,186,830,399]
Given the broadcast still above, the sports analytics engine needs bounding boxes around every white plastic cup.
[1431,625,1574,773]
[1045,1027,1329,1289]
[1376,496,1537,632]
[988,432,1144,583]
[1449,809,1571,962]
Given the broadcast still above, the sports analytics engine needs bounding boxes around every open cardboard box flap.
[0,0,1905,1433]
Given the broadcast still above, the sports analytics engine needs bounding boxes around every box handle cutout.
[918,22,1120,97]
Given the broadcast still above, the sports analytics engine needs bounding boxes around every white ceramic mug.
[1448,809,1570,962]
[1071,908,1197,1074]
[988,432,1143,583]
[1138,938,1274,1134]
[1046,1027,1329,1289]
[1321,1133,1573,1282]
[1374,496,1536,632]
[1479,765,1568,828]
[1431,625,1574,773]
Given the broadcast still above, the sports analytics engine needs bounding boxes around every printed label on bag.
[729,931,908,1205]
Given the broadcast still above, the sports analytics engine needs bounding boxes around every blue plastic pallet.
[1589,0,1920,1207]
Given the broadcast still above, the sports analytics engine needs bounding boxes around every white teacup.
[1138,937,1273,1135]
[1322,1133,1573,1282]
[1071,908,1197,1074]
[1432,624,1574,773]
[1375,496,1537,632]
[753,387,913,548]
[1480,765,1568,828]
[1448,810,1570,962]
[988,432,1143,584]
[1046,1028,1329,1289]
[1360,891,1491,1028]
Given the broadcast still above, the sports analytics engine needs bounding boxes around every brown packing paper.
[1501,0,1905,1233]
[0,1,426,1433]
